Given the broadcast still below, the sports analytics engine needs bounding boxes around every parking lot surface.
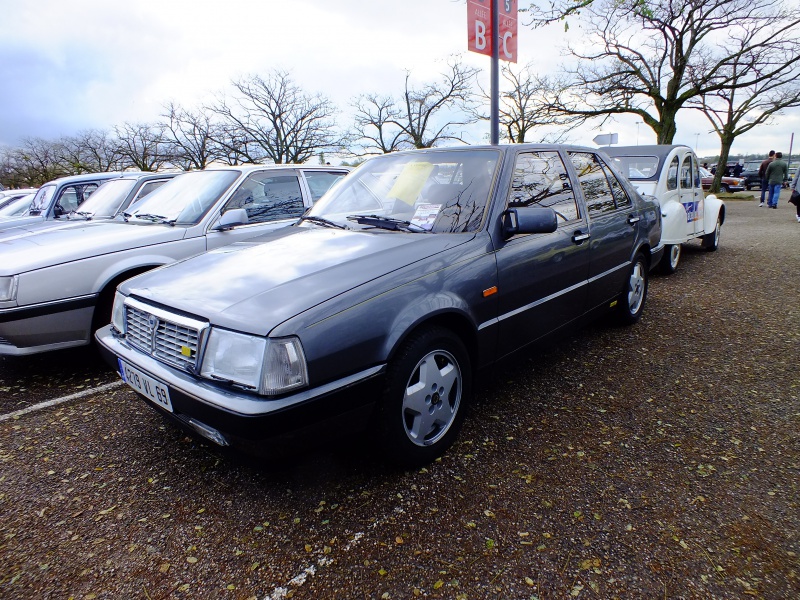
[1,197,798,599]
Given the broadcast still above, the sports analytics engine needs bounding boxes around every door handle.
[627,215,641,225]
[572,232,590,244]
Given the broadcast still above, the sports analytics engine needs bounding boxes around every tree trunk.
[656,105,679,144]
[712,136,735,194]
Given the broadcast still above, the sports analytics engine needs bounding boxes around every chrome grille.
[124,298,207,370]
[0,336,11,346]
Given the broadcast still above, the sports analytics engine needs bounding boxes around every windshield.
[71,178,137,217]
[0,193,35,217]
[127,170,240,224]
[309,149,500,233]
[28,185,56,214]
[699,167,713,178]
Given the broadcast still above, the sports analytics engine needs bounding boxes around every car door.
[679,152,703,236]
[494,150,590,358]
[568,151,638,310]
[205,169,309,250]
[52,182,102,218]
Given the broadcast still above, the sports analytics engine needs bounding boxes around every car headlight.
[111,291,126,333]
[200,329,308,395]
[0,276,19,302]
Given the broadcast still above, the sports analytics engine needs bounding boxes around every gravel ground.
[1,195,798,599]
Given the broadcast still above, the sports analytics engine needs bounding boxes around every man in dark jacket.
[758,150,775,207]
[765,151,788,209]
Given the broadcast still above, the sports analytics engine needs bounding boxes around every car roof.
[604,144,692,160]
[44,172,130,186]
[199,164,351,175]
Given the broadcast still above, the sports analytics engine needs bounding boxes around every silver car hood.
[0,214,45,231]
[122,226,472,336]
[0,221,187,275]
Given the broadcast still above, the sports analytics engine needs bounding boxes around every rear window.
[610,156,660,180]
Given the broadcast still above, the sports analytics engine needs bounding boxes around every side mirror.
[213,208,249,231]
[502,207,558,239]
[53,204,65,218]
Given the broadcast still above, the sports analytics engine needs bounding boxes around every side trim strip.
[477,261,630,330]
[0,294,97,323]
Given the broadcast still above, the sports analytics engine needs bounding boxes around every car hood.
[0,214,45,231]
[123,226,472,336]
[0,221,187,275]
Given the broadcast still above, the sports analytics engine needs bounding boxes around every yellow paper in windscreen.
[388,162,435,205]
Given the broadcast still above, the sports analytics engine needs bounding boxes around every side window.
[666,156,679,190]
[507,151,579,223]
[693,159,702,188]
[56,183,99,213]
[568,152,616,214]
[680,156,693,189]
[134,180,168,202]
[225,172,305,224]
[303,171,347,202]
[598,157,632,208]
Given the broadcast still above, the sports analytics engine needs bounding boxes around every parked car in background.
[0,188,38,209]
[698,166,745,193]
[0,172,127,232]
[0,193,37,218]
[97,144,662,467]
[740,161,763,190]
[66,171,177,221]
[608,145,725,274]
[0,165,349,356]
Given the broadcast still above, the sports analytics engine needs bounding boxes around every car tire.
[660,244,681,274]
[720,184,730,193]
[375,326,471,468]
[615,253,649,326]
[703,214,722,252]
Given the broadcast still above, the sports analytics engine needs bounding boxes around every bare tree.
[210,70,344,164]
[161,102,226,170]
[692,37,800,192]
[58,129,123,173]
[113,122,172,171]
[5,138,68,186]
[350,94,408,155]
[391,57,480,148]
[473,62,577,143]
[548,0,800,144]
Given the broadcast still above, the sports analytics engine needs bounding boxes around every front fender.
[703,194,725,234]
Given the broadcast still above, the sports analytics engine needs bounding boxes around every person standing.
[792,166,800,222]
[765,151,788,209]
[758,150,775,207]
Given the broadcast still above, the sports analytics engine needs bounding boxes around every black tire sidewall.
[375,327,471,468]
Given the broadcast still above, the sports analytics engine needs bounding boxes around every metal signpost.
[468,0,517,145]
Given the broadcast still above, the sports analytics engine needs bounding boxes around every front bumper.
[95,325,385,450]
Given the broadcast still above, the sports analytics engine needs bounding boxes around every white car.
[606,145,725,273]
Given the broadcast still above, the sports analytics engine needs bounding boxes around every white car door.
[678,153,703,237]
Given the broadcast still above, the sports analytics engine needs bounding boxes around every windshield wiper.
[131,213,176,226]
[346,214,429,233]
[299,215,348,229]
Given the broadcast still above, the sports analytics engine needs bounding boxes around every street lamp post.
[694,133,700,151]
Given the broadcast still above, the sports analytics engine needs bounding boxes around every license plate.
[118,358,173,412]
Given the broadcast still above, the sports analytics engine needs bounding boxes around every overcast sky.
[2,0,799,160]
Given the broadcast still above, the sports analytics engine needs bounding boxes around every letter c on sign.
[502,31,513,59]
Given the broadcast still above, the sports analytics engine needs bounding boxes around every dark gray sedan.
[97,145,663,467]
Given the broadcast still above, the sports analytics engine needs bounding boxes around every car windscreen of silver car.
[128,170,240,225]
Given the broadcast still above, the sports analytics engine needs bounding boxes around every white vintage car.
[606,145,725,273]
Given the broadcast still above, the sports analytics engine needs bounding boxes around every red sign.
[467,0,517,63]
